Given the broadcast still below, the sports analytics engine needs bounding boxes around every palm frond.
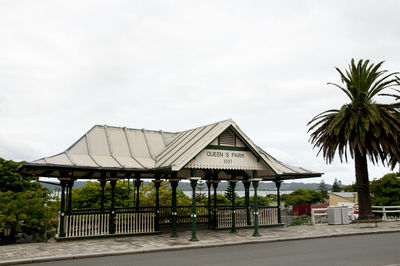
[308,59,400,169]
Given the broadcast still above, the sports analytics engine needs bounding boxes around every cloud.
[1,1,399,184]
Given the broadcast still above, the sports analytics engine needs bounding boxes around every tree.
[72,181,131,209]
[0,158,38,193]
[370,172,400,206]
[0,189,57,239]
[308,59,400,220]
[195,180,207,203]
[236,195,270,206]
[212,193,230,205]
[332,179,341,192]
[282,189,322,206]
[0,158,58,242]
[266,193,277,203]
[318,179,328,199]
[224,182,239,203]
[139,181,191,207]
[72,180,192,209]
[342,183,357,192]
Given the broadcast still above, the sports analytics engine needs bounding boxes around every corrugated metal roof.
[331,192,357,199]
[23,119,321,178]
[256,147,317,176]
[31,125,180,169]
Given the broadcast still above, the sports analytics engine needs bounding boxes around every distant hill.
[40,181,89,191]
[40,180,332,192]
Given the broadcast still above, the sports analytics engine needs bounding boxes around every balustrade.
[216,206,279,228]
[60,210,157,238]
[59,204,280,238]
[63,213,110,238]
[258,207,278,225]
[115,212,155,234]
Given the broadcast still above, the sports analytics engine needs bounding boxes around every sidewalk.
[1,221,400,265]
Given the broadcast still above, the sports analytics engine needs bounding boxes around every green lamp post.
[250,177,262,237]
[170,179,179,238]
[189,176,201,241]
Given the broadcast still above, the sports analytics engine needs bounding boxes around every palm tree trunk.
[354,149,374,220]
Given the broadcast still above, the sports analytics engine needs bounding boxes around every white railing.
[311,208,328,225]
[258,208,278,225]
[217,208,278,228]
[372,206,400,221]
[63,213,110,237]
[115,212,155,234]
[310,205,400,225]
[217,209,232,228]
[217,209,247,228]
[310,206,400,224]
[235,209,248,227]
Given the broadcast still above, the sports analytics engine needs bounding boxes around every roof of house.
[21,119,322,179]
[330,192,357,199]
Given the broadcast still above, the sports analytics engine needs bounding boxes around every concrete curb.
[1,229,400,265]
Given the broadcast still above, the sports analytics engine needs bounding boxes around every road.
[33,233,400,266]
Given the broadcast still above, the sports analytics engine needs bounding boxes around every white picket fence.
[115,212,155,234]
[235,209,248,227]
[258,208,278,225]
[372,206,400,220]
[61,212,156,238]
[217,208,278,228]
[217,209,247,228]
[63,213,110,237]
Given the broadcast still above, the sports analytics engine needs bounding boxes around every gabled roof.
[20,119,321,179]
[330,192,357,199]
[156,120,229,170]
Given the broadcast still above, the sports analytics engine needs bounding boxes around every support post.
[206,180,212,229]
[132,179,136,207]
[58,180,67,238]
[127,178,130,206]
[135,179,142,212]
[153,177,162,232]
[67,180,74,213]
[109,179,117,234]
[243,180,251,226]
[275,179,282,224]
[189,176,200,242]
[170,178,179,238]
[229,178,237,233]
[212,181,219,229]
[251,176,262,237]
[65,183,69,212]
[383,207,387,221]
[100,179,106,212]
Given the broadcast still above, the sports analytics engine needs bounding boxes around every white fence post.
[382,207,387,220]
[311,209,315,225]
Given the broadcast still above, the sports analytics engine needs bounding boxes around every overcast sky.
[1,1,399,185]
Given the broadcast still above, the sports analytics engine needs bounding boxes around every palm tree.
[308,59,400,220]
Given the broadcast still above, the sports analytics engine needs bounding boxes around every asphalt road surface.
[33,233,400,266]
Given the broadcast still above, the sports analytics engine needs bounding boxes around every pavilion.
[19,119,322,241]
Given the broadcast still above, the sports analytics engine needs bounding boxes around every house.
[329,192,358,207]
